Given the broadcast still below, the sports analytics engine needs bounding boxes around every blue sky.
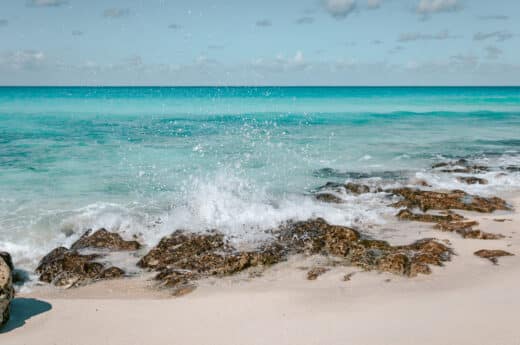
[0,0,519,85]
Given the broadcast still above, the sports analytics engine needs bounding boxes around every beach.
[2,195,519,345]
[1,87,520,344]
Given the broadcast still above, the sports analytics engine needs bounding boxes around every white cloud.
[473,31,513,42]
[27,0,68,7]
[322,0,356,19]
[416,0,461,15]
[251,51,308,72]
[398,30,459,42]
[103,8,131,18]
[0,50,46,70]
[367,0,382,9]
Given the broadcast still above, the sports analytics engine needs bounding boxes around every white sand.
[2,198,520,345]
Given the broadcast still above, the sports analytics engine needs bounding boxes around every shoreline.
[2,195,519,344]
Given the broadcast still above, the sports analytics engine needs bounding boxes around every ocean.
[1,86,520,273]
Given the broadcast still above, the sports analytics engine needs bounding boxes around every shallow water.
[1,86,520,270]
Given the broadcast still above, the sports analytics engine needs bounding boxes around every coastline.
[2,196,519,345]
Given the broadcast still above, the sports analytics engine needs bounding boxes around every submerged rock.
[390,188,510,213]
[457,176,488,185]
[36,229,140,288]
[317,181,376,195]
[315,193,344,204]
[0,252,15,328]
[432,159,489,174]
[474,249,514,265]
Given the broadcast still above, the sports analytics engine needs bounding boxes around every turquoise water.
[1,87,520,269]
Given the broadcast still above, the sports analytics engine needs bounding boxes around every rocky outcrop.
[138,219,453,293]
[138,230,284,293]
[0,252,14,328]
[390,188,510,213]
[277,218,452,277]
[474,249,514,265]
[397,209,504,239]
[36,229,140,288]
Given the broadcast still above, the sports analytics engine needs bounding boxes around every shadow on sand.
[1,298,52,333]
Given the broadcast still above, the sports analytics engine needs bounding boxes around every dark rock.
[390,188,510,213]
[317,182,375,195]
[307,267,329,280]
[71,228,141,251]
[474,249,514,265]
[457,176,488,185]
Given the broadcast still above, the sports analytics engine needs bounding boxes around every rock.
[457,176,488,185]
[277,218,452,277]
[317,182,374,195]
[474,249,514,264]
[307,267,329,280]
[315,193,344,203]
[71,228,141,251]
[138,230,285,289]
[433,159,489,173]
[390,188,510,213]
[36,229,139,288]
[345,183,371,195]
[343,272,355,281]
[397,209,464,223]
[0,252,14,328]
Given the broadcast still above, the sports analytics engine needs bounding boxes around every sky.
[0,0,519,85]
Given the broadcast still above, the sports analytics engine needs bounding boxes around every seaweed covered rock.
[36,229,140,288]
[0,252,15,328]
[138,230,285,292]
[390,188,510,213]
[474,249,514,265]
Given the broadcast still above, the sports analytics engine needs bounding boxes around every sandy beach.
[2,196,519,345]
